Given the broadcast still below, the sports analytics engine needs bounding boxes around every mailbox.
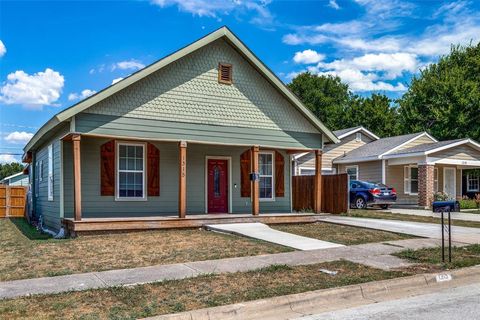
[432,200,460,213]
[249,173,259,181]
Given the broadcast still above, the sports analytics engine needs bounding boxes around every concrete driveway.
[385,208,480,222]
[320,216,480,244]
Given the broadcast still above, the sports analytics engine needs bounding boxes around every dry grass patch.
[0,219,291,281]
[344,210,480,228]
[0,260,410,320]
[273,222,413,245]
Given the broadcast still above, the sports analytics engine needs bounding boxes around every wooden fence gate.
[0,186,27,218]
[292,174,348,214]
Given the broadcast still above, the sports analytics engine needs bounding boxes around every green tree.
[344,94,401,137]
[0,162,24,180]
[398,43,480,141]
[288,72,350,130]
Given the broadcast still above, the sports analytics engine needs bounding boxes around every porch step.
[204,222,344,251]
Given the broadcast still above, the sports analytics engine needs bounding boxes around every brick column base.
[418,164,435,208]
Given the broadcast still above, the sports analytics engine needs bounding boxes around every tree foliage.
[398,43,480,141]
[0,162,25,180]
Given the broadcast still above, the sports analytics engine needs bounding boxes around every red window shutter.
[240,149,251,197]
[275,151,285,197]
[147,143,160,196]
[100,140,115,196]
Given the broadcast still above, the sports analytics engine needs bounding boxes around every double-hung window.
[117,142,146,200]
[48,144,53,201]
[346,166,358,181]
[404,166,418,194]
[434,168,439,193]
[467,174,480,192]
[259,152,274,200]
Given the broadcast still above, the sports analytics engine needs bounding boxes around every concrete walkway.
[205,223,344,250]
[320,216,480,244]
[0,238,446,300]
[386,208,480,222]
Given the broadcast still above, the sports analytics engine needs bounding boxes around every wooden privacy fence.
[292,174,348,214]
[0,186,27,218]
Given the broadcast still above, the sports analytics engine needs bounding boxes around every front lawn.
[272,222,413,245]
[0,218,291,281]
[0,260,409,320]
[394,244,480,271]
[344,210,480,228]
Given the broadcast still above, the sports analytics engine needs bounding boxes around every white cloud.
[112,60,145,71]
[0,154,19,164]
[293,49,325,64]
[68,89,96,101]
[0,40,6,57]
[319,68,406,92]
[328,0,340,10]
[4,131,34,144]
[111,77,123,85]
[0,68,64,110]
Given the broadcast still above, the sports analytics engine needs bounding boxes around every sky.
[1,0,480,163]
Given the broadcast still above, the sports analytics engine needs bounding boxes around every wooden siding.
[430,145,480,161]
[62,137,291,219]
[34,124,69,231]
[338,160,382,183]
[82,38,320,137]
[298,133,369,170]
[75,113,323,150]
[385,163,418,205]
[396,134,436,152]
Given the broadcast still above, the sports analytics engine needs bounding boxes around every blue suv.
[350,180,397,209]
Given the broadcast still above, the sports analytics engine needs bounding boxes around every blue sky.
[1,0,480,162]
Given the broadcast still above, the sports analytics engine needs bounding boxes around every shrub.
[434,192,449,201]
[459,197,478,209]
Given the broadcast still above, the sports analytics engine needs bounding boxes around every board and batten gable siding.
[395,135,436,152]
[74,38,323,150]
[63,137,291,218]
[338,161,382,183]
[34,124,68,231]
[430,145,480,161]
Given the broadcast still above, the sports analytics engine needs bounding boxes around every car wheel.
[380,204,390,210]
[355,197,366,209]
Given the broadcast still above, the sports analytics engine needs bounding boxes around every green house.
[23,27,338,235]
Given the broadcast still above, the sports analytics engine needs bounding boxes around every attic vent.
[218,63,233,84]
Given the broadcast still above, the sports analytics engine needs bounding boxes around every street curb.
[145,265,480,320]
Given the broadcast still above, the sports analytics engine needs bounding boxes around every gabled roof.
[25,26,338,152]
[333,126,380,141]
[333,132,426,163]
[383,138,480,158]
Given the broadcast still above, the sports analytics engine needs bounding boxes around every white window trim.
[467,173,480,192]
[259,151,275,202]
[48,144,53,201]
[434,167,439,193]
[35,161,39,198]
[299,167,315,176]
[39,160,43,182]
[115,141,147,201]
[404,165,418,195]
[345,165,359,181]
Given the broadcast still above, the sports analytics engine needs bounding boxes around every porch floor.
[63,213,326,235]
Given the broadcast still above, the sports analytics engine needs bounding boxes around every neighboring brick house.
[22,27,339,234]
[295,127,480,208]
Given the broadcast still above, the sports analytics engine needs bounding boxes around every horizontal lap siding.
[396,135,436,152]
[386,164,418,205]
[338,161,382,183]
[63,138,291,218]
[431,145,480,161]
[35,125,68,231]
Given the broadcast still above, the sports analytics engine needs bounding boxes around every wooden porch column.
[313,150,323,214]
[72,134,82,221]
[251,146,260,216]
[178,141,187,218]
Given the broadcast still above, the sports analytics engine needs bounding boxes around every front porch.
[60,134,325,234]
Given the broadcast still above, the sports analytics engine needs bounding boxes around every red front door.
[207,159,228,213]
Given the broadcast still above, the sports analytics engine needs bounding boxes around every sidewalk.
[386,208,480,222]
[0,237,445,300]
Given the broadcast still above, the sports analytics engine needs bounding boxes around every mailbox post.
[432,200,458,263]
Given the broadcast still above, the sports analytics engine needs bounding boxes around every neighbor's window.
[346,166,358,181]
[434,168,439,193]
[259,152,274,200]
[467,174,480,192]
[404,166,419,194]
[218,63,232,84]
[48,144,53,201]
[355,132,362,142]
[117,143,145,199]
